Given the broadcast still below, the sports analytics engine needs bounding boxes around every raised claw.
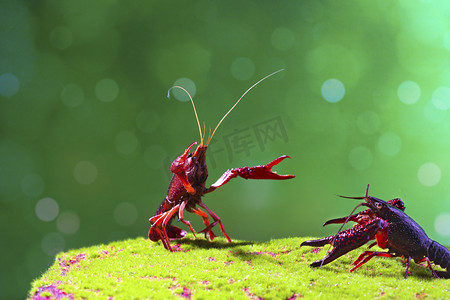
[208,155,294,191]
[239,155,295,180]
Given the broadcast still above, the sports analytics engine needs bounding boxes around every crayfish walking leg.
[197,201,231,243]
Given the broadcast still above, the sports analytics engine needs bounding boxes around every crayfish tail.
[166,225,187,239]
[427,240,450,277]
[148,228,160,242]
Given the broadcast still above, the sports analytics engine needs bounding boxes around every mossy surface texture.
[28,235,449,299]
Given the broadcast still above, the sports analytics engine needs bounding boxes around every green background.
[1,0,449,298]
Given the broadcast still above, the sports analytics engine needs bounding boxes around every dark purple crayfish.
[301,185,450,278]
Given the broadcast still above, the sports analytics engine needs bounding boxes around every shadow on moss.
[177,236,254,250]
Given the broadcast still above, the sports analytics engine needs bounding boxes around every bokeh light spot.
[271,27,295,51]
[377,132,402,156]
[61,83,84,107]
[0,73,20,97]
[95,78,119,102]
[49,26,73,50]
[349,146,373,170]
[397,81,421,104]
[113,202,137,226]
[170,78,197,102]
[114,130,139,155]
[56,211,80,235]
[417,162,441,187]
[21,173,45,197]
[74,161,98,185]
[321,79,345,103]
[435,212,450,236]
[41,232,65,257]
[231,57,255,81]
[431,86,450,110]
[35,198,59,222]
[356,111,381,134]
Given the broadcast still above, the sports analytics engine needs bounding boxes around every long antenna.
[206,68,285,146]
[168,86,204,145]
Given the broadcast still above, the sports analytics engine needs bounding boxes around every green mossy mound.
[28,235,449,299]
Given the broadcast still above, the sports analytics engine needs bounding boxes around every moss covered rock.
[28,235,449,299]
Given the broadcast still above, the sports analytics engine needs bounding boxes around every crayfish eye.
[374,202,382,209]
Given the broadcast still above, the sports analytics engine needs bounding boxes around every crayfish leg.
[161,205,181,247]
[350,251,395,273]
[149,225,173,251]
[420,257,440,279]
[178,201,197,238]
[190,207,217,241]
[197,201,231,243]
[148,204,182,252]
[404,256,411,279]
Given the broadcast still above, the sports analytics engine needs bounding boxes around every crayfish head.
[185,144,208,187]
[365,196,392,217]
[340,185,405,221]
[169,142,209,195]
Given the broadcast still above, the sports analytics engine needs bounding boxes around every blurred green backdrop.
[1,0,450,298]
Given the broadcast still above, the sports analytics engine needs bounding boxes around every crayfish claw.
[241,155,295,180]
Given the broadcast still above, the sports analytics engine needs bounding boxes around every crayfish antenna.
[337,195,366,199]
[168,86,204,146]
[206,68,285,146]
[337,184,371,200]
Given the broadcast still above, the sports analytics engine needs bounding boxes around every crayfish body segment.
[301,185,450,278]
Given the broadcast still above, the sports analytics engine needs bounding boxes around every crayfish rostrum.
[149,70,295,251]
[302,185,450,278]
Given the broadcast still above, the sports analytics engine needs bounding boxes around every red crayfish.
[149,70,295,251]
[301,185,450,278]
